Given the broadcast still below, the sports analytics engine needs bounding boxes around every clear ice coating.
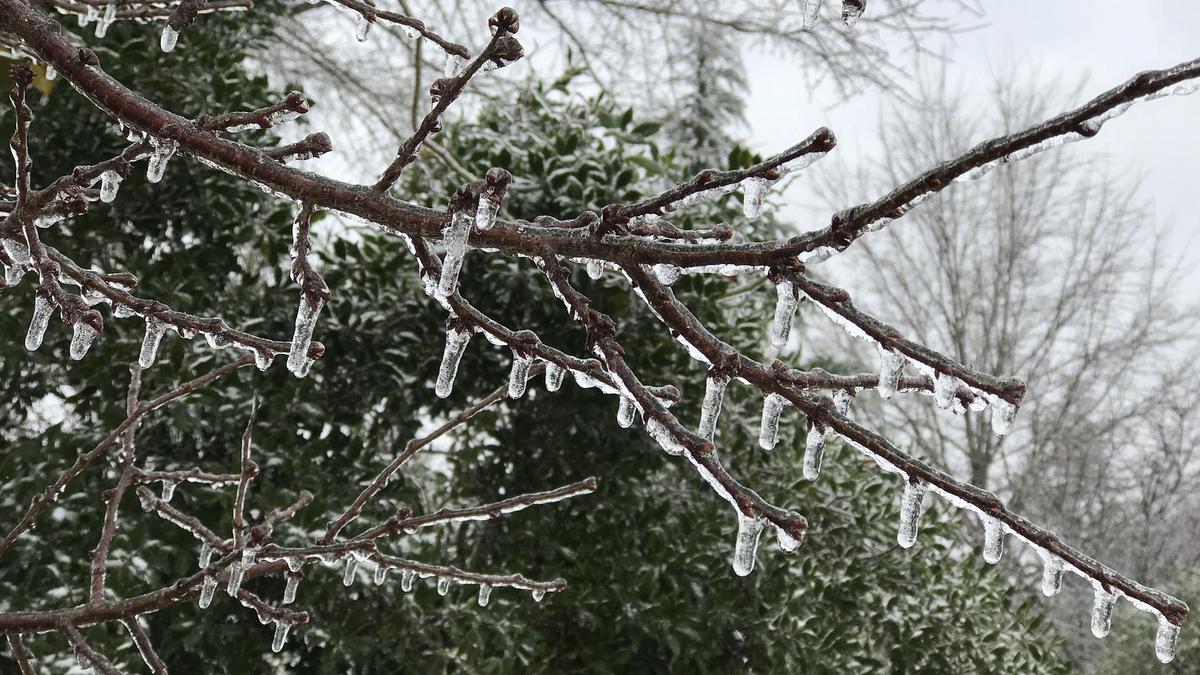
[24,294,53,352]
[475,195,498,230]
[586,260,604,280]
[286,297,324,377]
[544,362,565,391]
[877,345,905,399]
[731,513,766,576]
[740,177,770,220]
[508,352,534,398]
[981,515,1004,564]
[160,26,179,53]
[1156,616,1180,664]
[933,371,961,409]
[271,621,290,653]
[896,480,927,548]
[254,349,274,371]
[146,139,176,183]
[1037,549,1064,597]
[617,396,637,428]
[758,393,787,450]
[768,280,797,347]
[435,327,471,398]
[198,576,217,608]
[437,577,450,596]
[802,0,823,29]
[991,398,1017,436]
[697,375,729,440]
[437,212,473,297]
[802,423,826,481]
[138,318,165,368]
[1091,586,1116,638]
[477,584,492,607]
[99,170,122,203]
[283,574,299,604]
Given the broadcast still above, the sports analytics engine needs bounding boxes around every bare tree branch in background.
[0,0,1196,668]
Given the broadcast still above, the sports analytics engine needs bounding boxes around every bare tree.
[0,1,1196,671]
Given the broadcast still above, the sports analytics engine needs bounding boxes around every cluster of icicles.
[190,544,553,655]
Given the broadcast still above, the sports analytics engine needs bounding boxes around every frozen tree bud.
[489,7,520,35]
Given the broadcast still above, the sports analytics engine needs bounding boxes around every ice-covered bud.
[489,7,520,34]
[488,35,524,69]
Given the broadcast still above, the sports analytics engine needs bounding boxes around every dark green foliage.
[1,19,1068,675]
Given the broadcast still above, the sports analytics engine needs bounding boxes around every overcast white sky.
[742,1,1200,296]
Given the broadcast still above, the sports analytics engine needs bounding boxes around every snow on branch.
[0,0,1195,666]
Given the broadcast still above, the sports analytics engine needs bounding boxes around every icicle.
[768,280,797,347]
[896,480,926,548]
[342,557,358,586]
[198,576,217,608]
[758,393,787,451]
[146,140,176,183]
[740,177,769,220]
[283,574,299,604]
[981,515,1004,563]
[646,419,686,456]
[532,588,546,602]
[253,349,274,371]
[775,524,802,553]
[95,2,115,37]
[25,294,52,352]
[159,26,179,53]
[933,372,960,409]
[617,396,636,428]
[841,0,864,27]
[1156,616,1180,664]
[802,423,826,481]
[834,388,852,415]
[475,195,498,230]
[160,480,176,503]
[877,346,905,399]
[477,584,492,607]
[697,375,729,440]
[586,260,603,280]
[1090,586,1116,638]
[1037,550,1064,596]
[435,326,471,398]
[437,577,450,596]
[138,318,165,368]
[4,263,23,287]
[373,565,388,585]
[67,321,97,360]
[401,570,415,592]
[991,398,1017,436]
[227,548,256,596]
[437,212,472,297]
[731,513,766,576]
[508,351,533,398]
[355,14,372,41]
[286,296,324,377]
[99,170,122,203]
[802,0,823,29]
[198,542,213,569]
[544,362,565,391]
[271,621,290,653]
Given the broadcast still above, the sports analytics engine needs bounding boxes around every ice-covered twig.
[63,624,121,675]
[89,364,144,605]
[264,132,333,163]
[197,90,311,133]
[321,0,470,58]
[5,632,35,675]
[120,616,168,675]
[0,356,252,556]
[372,554,567,597]
[232,400,260,548]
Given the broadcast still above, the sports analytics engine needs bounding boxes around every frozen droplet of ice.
[477,584,492,607]
[1037,549,1064,597]
[833,388,852,416]
[981,515,1004,564]
[991,397,1017,436]
[802,0,823,29]
[877,346,905,399]
[355,14,372,41]
[25,294,53,352]
[731,513,766,576]
[802,422,826,481]
[586,260,604,280]
[437,577,450,596]
[508,352,534,399]
[99,170,122,203]
[343,557,358,586]
[698,375,728,440]
[286,297,323,377]
[198,542,213,569]
[146,139,176,183]
[617,396,637,428]
[160,26,179,53]
[1091,586,1116,638]
[532,588,546,602]
[401,570,415,592]
[138,318,165,368]
[544,362,565,391]
[758,393,787,451]
[160,480,176,503]
[896,480,926,548]
[435,326,471,398]
[68,320,98,360]
[437,212,472,297]
[768,280,797,347]
[654,264,681,286]
[198,575,217,608]
[271,621,290,653]
[1156,616,1180,664]
[283,574,299,604]
[476,195,498,231]
[254,349,274,371]
[740,177,769,220]
[933,372,961,409]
